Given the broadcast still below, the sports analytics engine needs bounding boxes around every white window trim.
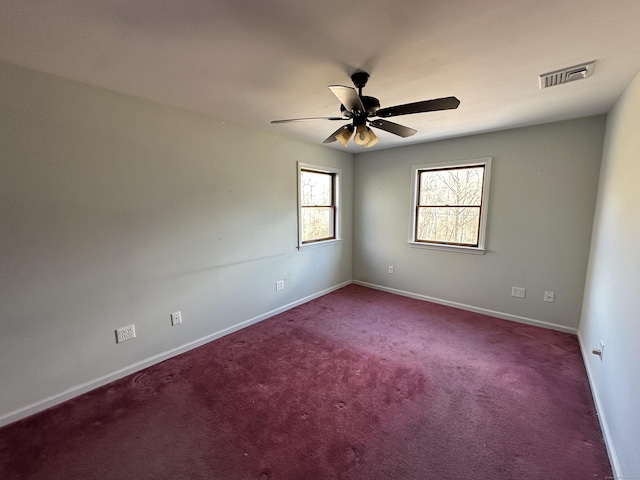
[409,157,492,255]
[297,162,342,250]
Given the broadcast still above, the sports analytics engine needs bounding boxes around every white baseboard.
[577,331,623,480]
[0,281,352,428]
[352,280,578,334]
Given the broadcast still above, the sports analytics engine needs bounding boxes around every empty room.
[1,1,639,479]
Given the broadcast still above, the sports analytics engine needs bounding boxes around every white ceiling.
[2,0,640,151]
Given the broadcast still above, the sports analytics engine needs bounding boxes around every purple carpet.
[0,285,611,479]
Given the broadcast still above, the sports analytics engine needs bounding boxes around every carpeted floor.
[0,285,612,479]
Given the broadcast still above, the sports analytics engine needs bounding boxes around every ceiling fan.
[271,71,460,148]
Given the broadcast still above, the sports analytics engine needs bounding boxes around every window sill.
[298,238,342,251]
[408,241,486,255]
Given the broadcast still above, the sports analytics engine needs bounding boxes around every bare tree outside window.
[300,169,336,243]
[416,166,485,247]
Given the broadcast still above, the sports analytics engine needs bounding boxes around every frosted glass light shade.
[365,129,379,148]
[354,125,372,145]
[335,126,353,147]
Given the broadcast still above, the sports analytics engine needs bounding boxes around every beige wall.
[353,117,605,331]
[0,61,353,423]
[579,71,640,479]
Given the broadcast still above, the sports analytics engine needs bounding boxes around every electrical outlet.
[511,287,526,299]
[276,280,285,291]
[388,266,394,274]
[171,311,182,326]
[116,324,136,343]
[544,291,555,303]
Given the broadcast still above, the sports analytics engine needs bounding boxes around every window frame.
[409,157,492,255]
[297,162,341,249]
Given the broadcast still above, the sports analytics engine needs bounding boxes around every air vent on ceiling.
[539,61,595,89]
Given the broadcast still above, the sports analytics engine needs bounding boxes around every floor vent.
[539,61,595,89]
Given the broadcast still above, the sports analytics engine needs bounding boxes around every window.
[298,162,340,247]
[410,158,492,253]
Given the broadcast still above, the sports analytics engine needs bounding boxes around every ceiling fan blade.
[328,85,365,114]
[271,116,347,124]
[323,125,353,145]
[369,119,417,138]
[376,96,460,118]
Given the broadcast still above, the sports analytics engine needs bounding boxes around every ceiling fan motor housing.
[340,96,380,118]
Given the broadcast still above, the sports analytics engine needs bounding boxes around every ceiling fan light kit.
[272,71,460,148]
